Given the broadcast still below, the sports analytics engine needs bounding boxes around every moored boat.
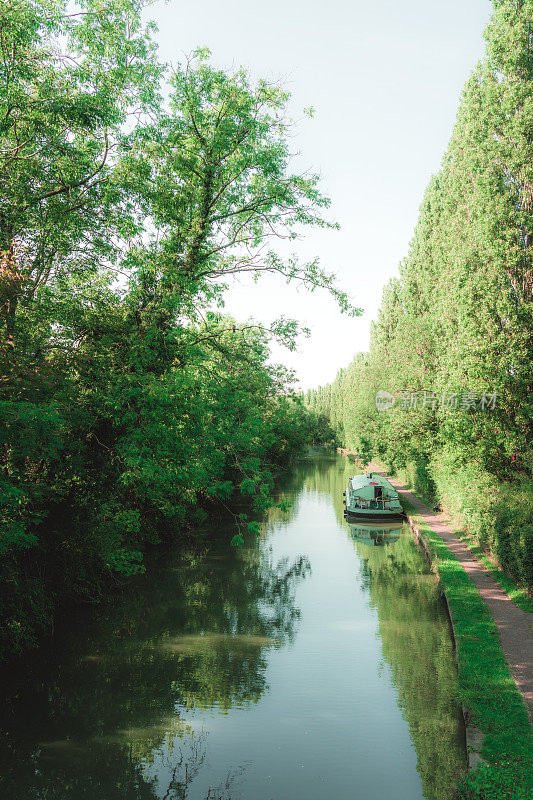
[343,471,405,520]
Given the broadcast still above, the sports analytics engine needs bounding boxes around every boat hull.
[344,509,406,521]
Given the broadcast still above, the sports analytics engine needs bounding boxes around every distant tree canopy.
[0,0,353,658]
[307,0,533,591]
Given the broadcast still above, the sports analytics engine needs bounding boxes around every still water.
[0,450,465,800]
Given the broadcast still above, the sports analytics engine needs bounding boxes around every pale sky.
[144,0,493,390]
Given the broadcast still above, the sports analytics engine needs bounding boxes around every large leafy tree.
[120,49,358,334]
[0,5,351,657]
[0,0,161,354]
[0,0,162,652]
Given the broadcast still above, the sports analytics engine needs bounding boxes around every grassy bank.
[448,527,533,617]
[402,498,532,800]
[380,460,533,614]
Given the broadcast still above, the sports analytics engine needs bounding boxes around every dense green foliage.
[0,0,349,658]
[308,0,533,592]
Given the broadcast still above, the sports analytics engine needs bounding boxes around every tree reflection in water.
[157,733,238,800]
[295,450,465,800]
[0,450,466,800]
[354,527,465,800]
[0,526,311,800]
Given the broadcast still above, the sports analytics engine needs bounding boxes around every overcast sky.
[144,0,493,390]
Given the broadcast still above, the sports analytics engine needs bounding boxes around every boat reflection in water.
[346,520,403,547]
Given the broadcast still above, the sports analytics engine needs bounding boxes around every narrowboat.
[343,471,405,520]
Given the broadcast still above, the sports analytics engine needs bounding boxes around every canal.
[0,450,465,800]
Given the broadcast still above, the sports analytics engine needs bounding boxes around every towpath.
[355,457,533,721]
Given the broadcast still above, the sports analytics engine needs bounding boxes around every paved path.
[368,464,533,722]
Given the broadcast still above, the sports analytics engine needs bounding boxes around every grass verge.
[384,459,532,614]
[402,497,533,800]
[448,527,533,616]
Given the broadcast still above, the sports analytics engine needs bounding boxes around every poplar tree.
[311,0,533,591]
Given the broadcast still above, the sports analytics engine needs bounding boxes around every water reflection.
[285,450,464,799]
[347,520,402,547]
[351,526,465,800]
[0,450,465,800]
[0,540,310,800]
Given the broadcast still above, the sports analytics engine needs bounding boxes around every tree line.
[0,0,343,658]
[307,0,533,593]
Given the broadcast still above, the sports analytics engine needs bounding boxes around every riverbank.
[340,451,533,799]
[0,406,325,665]
[389,485,533,720]
[403,499,533,799]
[388,461,533,614]
[339,450,532,609]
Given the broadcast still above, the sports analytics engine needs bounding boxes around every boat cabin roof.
[349,472,397,494]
